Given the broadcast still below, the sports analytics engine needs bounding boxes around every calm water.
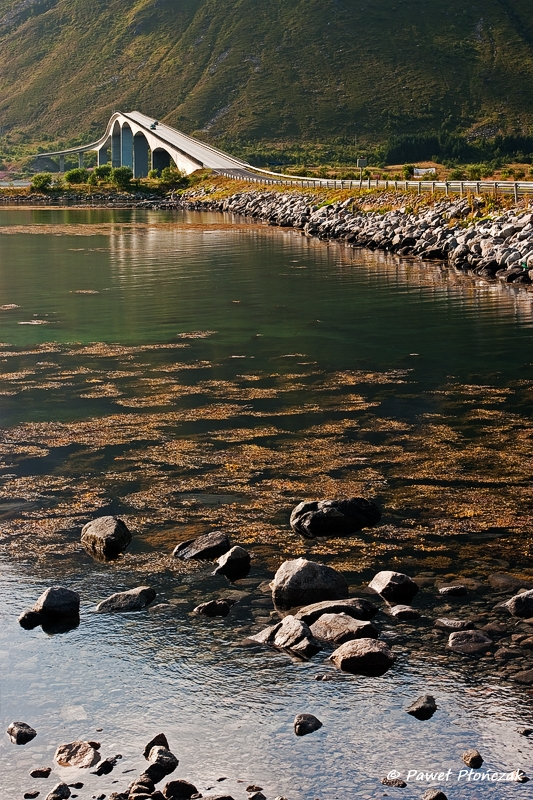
[0,208,533,800]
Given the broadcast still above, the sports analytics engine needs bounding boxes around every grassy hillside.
[1,0,533,149]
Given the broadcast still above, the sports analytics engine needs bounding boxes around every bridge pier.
[78,153,84,168]
[111,124,121,168]
[121,124,133,169]
[97,144,109,166]
[59,155,64,172]
[133,133,149,178]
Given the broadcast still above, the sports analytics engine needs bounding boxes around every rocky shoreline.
[174,189,533,286]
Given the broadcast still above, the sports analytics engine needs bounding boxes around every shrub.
[160,166,188,187]
[65,167,89,184]
[31,172,52,191]
[94,164,112,179]
[449,168,466,180]
[87,172,98,186]
[110,166,133,189]
[515,168,526,179]
[148,169,160,179]
[402,164,415,179]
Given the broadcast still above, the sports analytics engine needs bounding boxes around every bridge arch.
[111,121,121,168]
[152,148,173,173]
[121,122,133,169]
[133,132,149,178]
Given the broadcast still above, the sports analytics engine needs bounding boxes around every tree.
[160,165,188,188]
[94,164,112,179]
[110,166,133,189]
[65,167,89,184]
[31,172,52,191]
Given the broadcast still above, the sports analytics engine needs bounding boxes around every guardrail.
[217,172,533,200]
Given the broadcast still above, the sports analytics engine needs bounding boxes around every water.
[0,207,532,799]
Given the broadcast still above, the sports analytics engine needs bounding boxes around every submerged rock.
[434,618,476,632]
[438,584,468,597]
[330,638,395,676]
[163,779,198,798]
[213,545,251,580]
[406,695,437,720]
[54,740,100,768]
[194,598,235,617]
[173,531,231,560]
[294,597,377,624]
[447,630,492,654]
[389,605,421,620]
[95,586,156,613]
[81,516,132,559]
[310,613,378,644]
[7,721,37,745]
[294,713,323,736]
[19,587,80,631]
[290,497,381,538]
[368,570,419,603]
[271,557,349,609]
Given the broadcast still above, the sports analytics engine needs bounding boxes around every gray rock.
[213,545,251,580]
[422,791,447,800]
[294,713,322,736]
[503,589,533,618]
[193,598,235,617]
[247,793,266,800]
[143,733,169,759]
[330,637,395,676]
[406,695,437,720]
[368,570,419,603]
[249,615,321,657]
[462,749,483,768]
[434,618,476,631]
[447,630,492,654]
[488,573,533,592]
[310,613,378,644]
[32,587,80,617]
[271,557,349,609]
[81,516,131,559]
[518,727,533,736]
[294,597,377,624]
[512,669,533,684]
[139,762,168,783]
[290,497,381,538]
[7,721,37,744]
[95,586,156,613]
[45,785,71,800]
[148,746,179,776]
[390,605,421,619]
[54,740,100,768]
[173,531,231,560]
[163,779,198,799]
[381,776,407,787]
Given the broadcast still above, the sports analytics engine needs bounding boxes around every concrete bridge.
[38,110,256,177]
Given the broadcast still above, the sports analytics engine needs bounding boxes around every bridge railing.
[216,172,533,200]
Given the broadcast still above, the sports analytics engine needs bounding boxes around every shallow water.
[0,207,532,799]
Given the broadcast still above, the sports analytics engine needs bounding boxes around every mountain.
[1,0,533,148]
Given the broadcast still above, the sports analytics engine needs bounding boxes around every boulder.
[294,597,377,624]
[163,780,198,799]
[92,755,121,775]
[513,669,533,685]
[213,546,251,580]
[249,615,322,657]
[294,713,322,736]
[31,587,80,617]
[30,767,51,778]
[7,721,37,744]
[45,785,71,800]
[139,762,168,783]
[310,613,378,644]
[330,638,395,676]
[95,586,156,613]
[502,589,533,618]
[434,618,476,632]
[462,749,483,768]
[54,740,101,768]
[148,746,179,776]
[143,733,169,759]
[271,558,349,609]
[368,571,419,603]
[129,777,154,795]
[173,531,231,560]
[381,777,407,787]
[422,791,447,800]
[81,516,131,559]
[406,695,437,720]
[290,497,381,538]
[389,605,421,620]
[447,630,492,654]
[193,599,235,617]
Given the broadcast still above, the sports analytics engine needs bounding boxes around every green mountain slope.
[1,0,533,146]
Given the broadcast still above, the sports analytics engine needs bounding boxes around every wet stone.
[7,721,37,745]
[173,530,231,560]
[438,584,468,597]
[54,740,100,768]
[310,613,378,644]
[95,586,156,613]
[368,570,419,604]
[330,637,395,676]
[213,545,251,580]
[194,598,235,617]
[81,515,132,559]
[24,792,40,799]
[462,749,483,768]
[406,694,437,720]
[381,776,407,787]
[434,618,476,631]
[390,605,421,619]
[294,713,323,736]
[447,630,492,654]
[503,589,533,618]
[44,785,70,800]
[271,557,349,609]
[143,733,169,759]
[162,779,198,798]
[289,497,381,538]
[30,767,51,778]
[422,791,448,800]
[147,745,179,776]
[294,597,377,624]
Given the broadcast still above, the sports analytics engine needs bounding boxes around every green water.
[0,208,532,799]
